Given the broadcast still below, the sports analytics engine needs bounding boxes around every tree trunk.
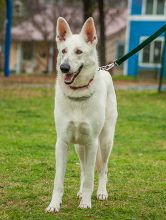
[98,0,106,66]
[82,0,95,21]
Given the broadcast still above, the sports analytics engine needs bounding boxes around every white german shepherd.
[46,17,118,212]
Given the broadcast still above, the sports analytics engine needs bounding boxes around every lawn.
[0,87,166,220]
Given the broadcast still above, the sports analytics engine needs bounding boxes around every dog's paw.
[77,191,82,199]
[45,204,60,213]
[79,203,91,209]
[79,199,91,209]
[97,189,108,201]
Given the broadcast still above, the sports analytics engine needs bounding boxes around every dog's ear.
[56,17,72,42]
[80,17,97,45]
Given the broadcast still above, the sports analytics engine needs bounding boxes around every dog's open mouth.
[64,65,83,85]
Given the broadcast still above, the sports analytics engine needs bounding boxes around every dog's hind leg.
[96,112,117,200]
[96,141,111,200]
[75,144,85,198]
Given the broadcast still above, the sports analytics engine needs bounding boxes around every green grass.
[112,75,137,81]
[0,87,166,220]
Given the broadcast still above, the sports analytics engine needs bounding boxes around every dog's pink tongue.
[64,74,74,83]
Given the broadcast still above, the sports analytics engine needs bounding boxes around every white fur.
[46,17,118,213]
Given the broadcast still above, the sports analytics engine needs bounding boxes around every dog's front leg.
[79,140,98,209]
[46,140,68,213]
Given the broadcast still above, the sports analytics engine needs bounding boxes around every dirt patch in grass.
[0,87,53,99]
[0,74,56,85]
[1,73,165,88]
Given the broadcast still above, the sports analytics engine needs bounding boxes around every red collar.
[69,78,94,90]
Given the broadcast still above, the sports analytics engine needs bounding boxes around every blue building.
[125,0,166,77]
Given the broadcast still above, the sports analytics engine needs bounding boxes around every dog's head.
[56,17,98,86]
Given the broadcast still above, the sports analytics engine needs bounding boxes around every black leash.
[99,24,166,71]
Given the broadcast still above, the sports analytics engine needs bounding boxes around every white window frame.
[142,0,166,15]
[139,36,164,68]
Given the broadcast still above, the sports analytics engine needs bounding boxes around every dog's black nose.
[60,63,70,73]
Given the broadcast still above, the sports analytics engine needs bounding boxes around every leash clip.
[98,62,115,71]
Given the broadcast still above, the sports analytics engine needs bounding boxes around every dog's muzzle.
[63,64,83,85]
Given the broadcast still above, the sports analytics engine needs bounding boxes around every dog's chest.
[66,120,92,144]
[55,88,106,144]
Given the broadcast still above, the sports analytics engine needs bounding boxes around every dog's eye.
[75,49,83,55]
[62,49,67,54]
